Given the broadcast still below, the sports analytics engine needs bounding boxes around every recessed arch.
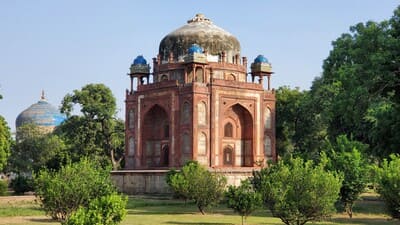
[223,103,253,167]
[264,107,272,129]
[224,122,233,137]
[142,104,169,167]
[181,102,191,124]
[195,67,204,82]
[197,101,207,125]
[223,145,234,166]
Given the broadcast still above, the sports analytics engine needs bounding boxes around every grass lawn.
[0,193,398,225]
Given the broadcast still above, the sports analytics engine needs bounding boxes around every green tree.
[323,135,368,218]
[253,156,342,225]
[34,158,119,221]
[9,123,65,173]
[310,6,400,159]
[167,161,226,214]
[58,84,124,169]
[0,116,12,171]
[276,86,326,159]
[225,179,262,225]
[375,154,400,219]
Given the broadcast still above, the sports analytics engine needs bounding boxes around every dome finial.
[187,13,212,24]
[41,90,46,101]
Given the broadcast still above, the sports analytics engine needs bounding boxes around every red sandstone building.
[124,14,276,172]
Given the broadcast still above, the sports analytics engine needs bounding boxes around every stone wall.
[111,168,257,195]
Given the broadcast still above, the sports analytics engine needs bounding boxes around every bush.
[10,175,34,195]
[323,135,368,218]
[225,179,262,225]
[253,156,342,225]
[167,161,226,214]
[375,154,400,219]
[0,179,8,196]
[63,194,127,225]
[34,158,117,221]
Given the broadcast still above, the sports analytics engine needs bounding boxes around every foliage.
[0,179,7,196]
[323,135,369,218]
[166,169,189,201]
[0,116,12,171]
[58,83,124,169]
[310,6,400,159]
[275,86,326,159]
[253,156,342,225]
[225,179,262,225]
[10,175,34,195]
[34,158,117,221]
[166,161,226,214]
[63,194,127,225]
[375,154,400,219]
[9,123,66,173]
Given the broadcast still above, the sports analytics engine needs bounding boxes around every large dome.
[16,94,66,130]
[159,14,241,62]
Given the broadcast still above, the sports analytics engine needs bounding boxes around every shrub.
[0,179,8,196]
[34,158,117,221]
[10,175,34,195]
[323,135,368,218]
[167,161,226,214]
[253,156,342,225]
[225,179,262,225]
[375,154,400,219]
[63,194,127,225]
[166,169,190,202]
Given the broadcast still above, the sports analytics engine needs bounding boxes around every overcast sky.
[1,0,398,132]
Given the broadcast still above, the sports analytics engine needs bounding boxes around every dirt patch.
[0,216,56,225]
[0,195,36,203]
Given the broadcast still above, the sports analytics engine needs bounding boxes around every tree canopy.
[307,6,400,159]
[0,116,12,171]
[58,83,124,168]
[8,123,65,173]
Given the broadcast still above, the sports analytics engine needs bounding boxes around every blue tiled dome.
[133,55,147,65]
[254,55,269,63]
[188,44,203,54]
[16,96,66,129]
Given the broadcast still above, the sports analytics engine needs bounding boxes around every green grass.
[0,193,398,225]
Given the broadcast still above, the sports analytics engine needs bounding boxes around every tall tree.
[58,84,124,169]
[310,6,400,159]
[0,116,11,171]
[276,86,326,159]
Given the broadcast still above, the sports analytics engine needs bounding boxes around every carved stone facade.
[124,14,276,173]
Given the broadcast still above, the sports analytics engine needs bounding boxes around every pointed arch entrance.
[142,105,170,168]
[222,104,253,167]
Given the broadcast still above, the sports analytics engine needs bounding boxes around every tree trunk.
[198,206,205,215]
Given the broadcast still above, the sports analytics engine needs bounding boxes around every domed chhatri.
[16,92,66,131]
[133,55,147,65]
[159,13,240,63]
[254,55,269,64]
[188,44,203,54]
[130,55,150,76]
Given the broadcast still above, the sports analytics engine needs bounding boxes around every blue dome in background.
[254,55,269,63]
[188,44,203,54]
[133,55,147,65]
[16,94,66,129]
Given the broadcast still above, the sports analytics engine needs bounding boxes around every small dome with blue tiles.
[254,55,269,64]
[188,44,203,54]
[133,55,147,65]
[16,92,66,130]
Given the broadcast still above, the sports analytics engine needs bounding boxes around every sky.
[1,0,399,132]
